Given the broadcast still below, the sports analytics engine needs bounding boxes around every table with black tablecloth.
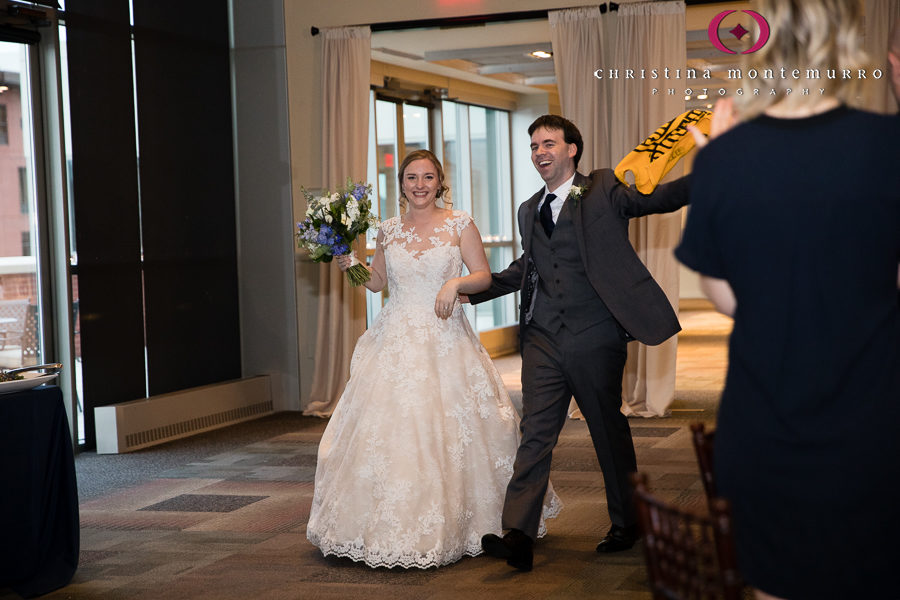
[0,385,79,598]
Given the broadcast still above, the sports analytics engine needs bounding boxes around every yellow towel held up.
[614,109,712,194]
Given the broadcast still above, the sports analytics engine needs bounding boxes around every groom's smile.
[530,126,577,190]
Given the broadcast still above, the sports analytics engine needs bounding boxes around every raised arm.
[435,220,492,319]
[604,169,691,218]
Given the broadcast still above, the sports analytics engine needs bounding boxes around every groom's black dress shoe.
[595,524,639,553]
[481,529,534,572]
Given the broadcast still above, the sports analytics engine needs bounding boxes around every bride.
[306,149,560,569]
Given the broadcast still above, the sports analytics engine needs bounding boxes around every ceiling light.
[530,50,552,59]
[684,95,691,101]
[697,94,708,100]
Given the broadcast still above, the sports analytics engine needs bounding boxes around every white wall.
[679,263,704,299]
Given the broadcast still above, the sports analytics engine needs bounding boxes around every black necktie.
[540,193,556,237]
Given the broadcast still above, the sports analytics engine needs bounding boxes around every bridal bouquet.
[296,180,378,286]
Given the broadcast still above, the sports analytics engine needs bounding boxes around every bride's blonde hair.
[397,149,452,213]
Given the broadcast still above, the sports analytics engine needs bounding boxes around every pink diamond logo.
[729,24,749,40]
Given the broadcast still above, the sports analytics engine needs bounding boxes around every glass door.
[442,101,517,332]
[0,41,44,371]
[365,94,434,325]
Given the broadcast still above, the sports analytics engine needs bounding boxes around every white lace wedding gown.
[306,211,561,569]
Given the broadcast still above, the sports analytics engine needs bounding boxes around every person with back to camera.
[305,149,560,569]
[676,1,900,598]
[889,19,900,106]
[465,114,691,571]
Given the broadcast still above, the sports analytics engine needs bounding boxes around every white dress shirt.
[536,173,576,224]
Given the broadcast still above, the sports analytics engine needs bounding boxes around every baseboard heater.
[94,375,273,454]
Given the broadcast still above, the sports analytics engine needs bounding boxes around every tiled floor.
[2,307,733,600]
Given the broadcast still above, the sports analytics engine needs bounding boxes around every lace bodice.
[380,211,473,309]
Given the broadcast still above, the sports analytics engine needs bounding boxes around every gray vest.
[531,202,612,334]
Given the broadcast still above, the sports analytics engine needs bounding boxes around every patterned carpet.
[2,308,733,600]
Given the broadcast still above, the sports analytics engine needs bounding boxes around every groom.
[469,115,690,571]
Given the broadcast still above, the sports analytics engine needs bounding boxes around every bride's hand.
[435,280,460,320]
[336,253,356,272]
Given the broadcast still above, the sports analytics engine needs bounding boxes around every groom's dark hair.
[528,115,584,169]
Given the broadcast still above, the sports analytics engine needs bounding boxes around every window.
[18,166,28,213]
[442,101,516,332]
[365,93,433,324]
[0,104,7,144]
[0,41,45,377]
[366,92,517,335]
[370,96,432,223]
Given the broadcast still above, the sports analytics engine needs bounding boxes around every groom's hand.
[458,294,470,304]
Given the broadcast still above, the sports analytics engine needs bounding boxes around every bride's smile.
[402,159,441,210]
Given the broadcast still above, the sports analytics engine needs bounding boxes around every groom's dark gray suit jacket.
[470,169,689,346]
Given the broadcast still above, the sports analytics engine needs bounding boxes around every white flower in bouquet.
[295,179,377,287]
[347,198,360,221]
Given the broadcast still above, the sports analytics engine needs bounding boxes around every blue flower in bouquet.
[351,183,367,201]
[316,230,331,245]
[295,179,378,286]
[328,234,344,251]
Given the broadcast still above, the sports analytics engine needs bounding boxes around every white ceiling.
[372,19,554,95]
[371,14,752,106]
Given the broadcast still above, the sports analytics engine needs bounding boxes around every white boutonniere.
[568,185,588,205]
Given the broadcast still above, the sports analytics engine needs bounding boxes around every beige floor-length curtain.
[864,0,900,114]
[549,6,615,174]
[551,2,686,418]
[303,26,371,417]
[613,1,686,417]
[550,6,614,422]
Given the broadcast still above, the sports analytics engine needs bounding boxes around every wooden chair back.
[690,422,717,500]
[632,472,743,600]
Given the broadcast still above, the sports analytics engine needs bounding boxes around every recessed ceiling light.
[697,94,708,100]
[530,50,552,59]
